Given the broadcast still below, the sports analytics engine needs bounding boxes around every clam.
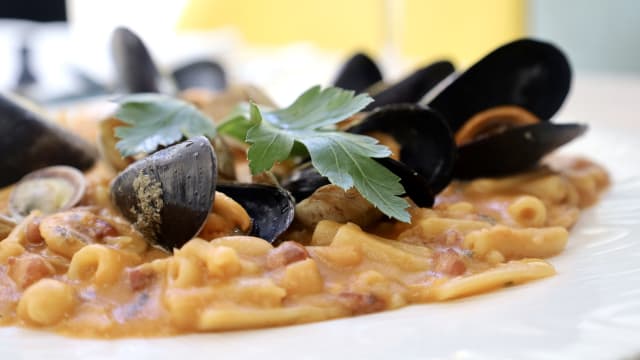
[364,60,455,111]
[172,59,227,92]
[284,104,456,208]
[333,53,383,94]
[111,26,162,93]
[424,38,585,178]
[111,136,295,250]
[0,93,97,187]
[9,166,86,219]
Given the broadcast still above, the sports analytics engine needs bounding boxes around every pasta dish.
[0,36,609,338]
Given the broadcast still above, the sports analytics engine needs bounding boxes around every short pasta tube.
[424,259,556,301]
[464,225,568,260]
[507,195,547,227]
[331,223,430,272]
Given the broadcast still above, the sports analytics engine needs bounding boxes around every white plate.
[1,122,639,360]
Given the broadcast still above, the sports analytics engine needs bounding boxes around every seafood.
[333,52,383,93]
[284,104,456,208]
[425,39,583,178]
[0,93,97,187]
[111,26,161,93]
[365,61,454,111]
[111,136,218,250]
[110,136,295,250]
[9,166,86,219]
[172,59,227,92]
[217,183,295,243]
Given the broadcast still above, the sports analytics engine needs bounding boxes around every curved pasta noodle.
[17,279,76,326]
[67,244,137,286]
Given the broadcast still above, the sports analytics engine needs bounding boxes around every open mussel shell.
[172,59,227,92]
[9,166,86,219]
[349,104,456,199]
[426,39,571,132]
[454,122,587,179]
[365,60,454,111]
[111,26,161,93]
[111,136,217,250]
[333,53,383,94]
[285,105,456,207]
[0,94,97,187]
[282,164,330,203]
[217,183,295,243]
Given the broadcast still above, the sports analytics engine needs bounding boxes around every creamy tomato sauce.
[0,157,608,338]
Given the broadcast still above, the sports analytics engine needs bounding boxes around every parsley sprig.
[113,86,410,222]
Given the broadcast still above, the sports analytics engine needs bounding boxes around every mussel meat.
[333,52,383,94]
[0,93,97,187]
[424,38,585,178]
[9,166,86,219]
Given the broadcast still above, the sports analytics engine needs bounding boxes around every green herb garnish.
[114,93,216,157]
[113,86,410,222]
[243,86,410,222]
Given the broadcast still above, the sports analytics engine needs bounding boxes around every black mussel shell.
[333,53,383,93]
[427,39,571,133]
[282,164,330,203]
[172,60,227,92]
[111,27,161,93]
[111,136,217,250]
[454,123,587,179]
[0,94,97,187]
[365,60,454,111]
[349,104,456,203]
[217,183,295,243]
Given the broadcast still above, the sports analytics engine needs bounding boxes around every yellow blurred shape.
[178,0,525,66]
[401,0,525,67]
[178,0,385,54]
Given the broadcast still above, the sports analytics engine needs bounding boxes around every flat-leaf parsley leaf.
[114,93,216,157]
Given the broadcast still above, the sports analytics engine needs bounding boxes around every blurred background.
[0,0,638,105]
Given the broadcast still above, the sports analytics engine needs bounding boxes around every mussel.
[0,93,97,187]
[111,136,218,250]
[111,27,228,95]
[9,166,86,219]
[217,183,295,244]
[284,104,456,208]
[172,59,227,92]
[111,27,162,93]
[111,136,295,250]
[364,61,455,111]
[349,104,456,206]
[333,53,383,94]
[424,38,584,178]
